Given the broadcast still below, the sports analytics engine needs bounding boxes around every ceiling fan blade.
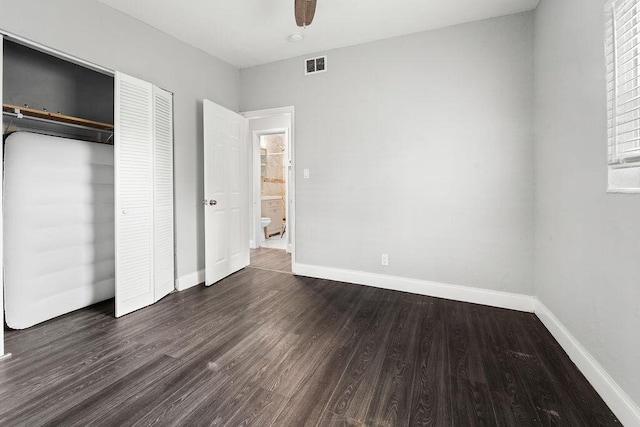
[295,0,317,27]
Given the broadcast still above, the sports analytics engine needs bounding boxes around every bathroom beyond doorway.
[260,133,287,250]
[243,106,295,258]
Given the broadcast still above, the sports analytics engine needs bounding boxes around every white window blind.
[607,0,640,165]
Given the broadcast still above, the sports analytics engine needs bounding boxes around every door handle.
[203,199,218,206]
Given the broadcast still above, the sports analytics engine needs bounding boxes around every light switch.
[303,168,310,179]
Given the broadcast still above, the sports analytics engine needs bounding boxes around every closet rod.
[3,111,114,135]
[3,104,113,130]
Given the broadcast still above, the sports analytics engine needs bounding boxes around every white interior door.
[152,86,174,302]
[203,99,249,286]
[115,72,155,317]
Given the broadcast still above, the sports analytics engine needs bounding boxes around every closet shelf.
[3,104,114,131]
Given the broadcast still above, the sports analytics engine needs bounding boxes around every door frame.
[242,107,295,263]
[0,36,5,359]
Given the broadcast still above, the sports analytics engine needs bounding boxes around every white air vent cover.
[305,56,327,75]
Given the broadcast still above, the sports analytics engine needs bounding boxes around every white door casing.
[152,86,174,302]
[242,107,295,259]
[0,36,5,357]
[203,99,249,286]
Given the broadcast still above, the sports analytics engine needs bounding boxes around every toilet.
[260,217,271,240]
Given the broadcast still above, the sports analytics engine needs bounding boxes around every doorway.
[242,107,295,269]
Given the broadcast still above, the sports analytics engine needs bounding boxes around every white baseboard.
[175,269,205,291]
[535,300,640,426]
[292,263,535,312]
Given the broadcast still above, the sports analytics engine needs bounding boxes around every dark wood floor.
[0,250,618,426]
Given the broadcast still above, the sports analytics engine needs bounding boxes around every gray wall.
[534,0,640,406]
[0,0,240,280]
[4,41,114,124]
[241,12,535,295]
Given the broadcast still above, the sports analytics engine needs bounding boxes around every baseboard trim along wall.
[175,269,205,291]
[535,300,640,427]
[292,263,536,312]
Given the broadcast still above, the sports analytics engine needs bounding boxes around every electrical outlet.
[381,253,389,266]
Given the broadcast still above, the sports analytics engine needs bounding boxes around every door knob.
[209,200,217,206]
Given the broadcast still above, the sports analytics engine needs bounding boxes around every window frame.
[605,0,640,191]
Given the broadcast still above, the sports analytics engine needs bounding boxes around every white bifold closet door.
[152,86,174,301]
[114,72,174,317]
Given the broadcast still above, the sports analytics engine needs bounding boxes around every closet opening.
[1,33,175,343]
[2,39,116,329]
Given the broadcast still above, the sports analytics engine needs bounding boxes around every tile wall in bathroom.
[261,134,286,197]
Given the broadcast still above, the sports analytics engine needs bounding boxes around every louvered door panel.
[115,72,154,317]
[153,86,174,302]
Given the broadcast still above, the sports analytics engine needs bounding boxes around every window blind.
[607,0,640,165]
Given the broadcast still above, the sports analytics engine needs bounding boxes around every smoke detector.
[288,32,305,43]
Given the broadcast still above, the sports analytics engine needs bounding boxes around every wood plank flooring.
[0,249,618,426]
[249,247,291,272]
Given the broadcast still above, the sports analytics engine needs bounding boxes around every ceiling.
[98,0,540,69]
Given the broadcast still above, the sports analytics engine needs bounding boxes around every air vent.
[305,56,327,75]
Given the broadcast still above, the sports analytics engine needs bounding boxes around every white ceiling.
[99,0,540,69]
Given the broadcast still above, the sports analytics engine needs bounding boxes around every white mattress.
[4,132,115,329]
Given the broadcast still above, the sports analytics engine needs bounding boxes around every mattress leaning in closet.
[4,132,115,329]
